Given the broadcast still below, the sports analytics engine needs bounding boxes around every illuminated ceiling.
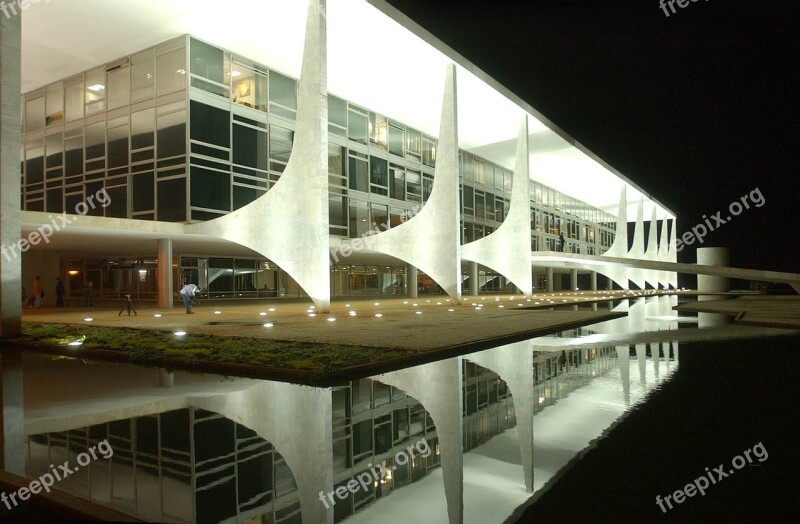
[20,0,674,219]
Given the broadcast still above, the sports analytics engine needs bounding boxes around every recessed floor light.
[153,314,162,318]
[174,331,186,336]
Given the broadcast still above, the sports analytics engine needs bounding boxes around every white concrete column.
[376,358,464,524]
[570,269,578,291]
[157,238,173,309]
[188,0,331,312]
[0,12,22,338]
[337,65,462,304]
[467,342,533,492]
[545,267,553,293]
[0,351,24,474]
[590,271,598,291]
[697,247,730,327]
[407,264,418,298]
[469,262,479,296]
[461,115,533,297]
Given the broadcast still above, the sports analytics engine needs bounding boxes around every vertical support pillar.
[570,269,578,291]
[545,267,554,293]
[0,351,24,474]
[697,247,730,327]
[469,261,479,296]
[407,264,418,298]
[0,11,22,338]
[607,276,614,291]
[158,238,173,309]
[158,368,174,388]
[590,271,598,291]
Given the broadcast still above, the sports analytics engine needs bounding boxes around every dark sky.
[385,0,799,275]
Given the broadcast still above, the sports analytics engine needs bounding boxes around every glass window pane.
[348,109,367,145]
[132,172,154,212]
[45,83,64,126]
[348,155,368,193]
[388,125,404,156]
[190,101,229,147]
[369,156,388,194]
[390,166,405,200]
[156,48,187,95]
[329,194,347,228]
[233,123,267,170]
[64,77,84,121]
[131,108,155,150]
[157,177,186,221]
[25,96,44,132]
[107,65,130,110]
[231,66,267,111]
[107,121,129,168]
[85,122,105,161]
[131,49,155,101]
[328,145,344,176]
[45,133,63,169]
[85,67,106,115]
[349,200,369,238]
[191,166,230,211]
[269,125,293,163]
[65,135,83,177]
[329,95,347,128]
[157,110,186,159]
[190,38,225,84]
[268,71,296,111]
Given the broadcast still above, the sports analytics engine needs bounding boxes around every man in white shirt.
[179,283,200,314]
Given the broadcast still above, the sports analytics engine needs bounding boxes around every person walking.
[33,276,43,308]
[119,294,137,316]
[179,283,200,314]
[84,281,94,306]
[55,277,65,307]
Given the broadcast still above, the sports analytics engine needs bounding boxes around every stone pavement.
[20,291,647,351]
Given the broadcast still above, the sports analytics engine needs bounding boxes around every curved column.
[0,12,22,337]
[338,65,462,303]
[657,218,670,289]
[627,199,646,289]
[642,207,661,288]
[188,0,331,311]
[600,187,632,289]
[461,115,533,297]
[374,357,464,524]
[191,381,333,524]
[467,341,534,492]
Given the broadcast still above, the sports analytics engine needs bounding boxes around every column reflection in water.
[11,303,693,524]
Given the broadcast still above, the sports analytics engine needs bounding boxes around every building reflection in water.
[10,296,785,523]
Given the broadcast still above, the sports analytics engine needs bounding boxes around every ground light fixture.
[153,313,162,318]
[173,331,187,337]
[259,312,267,316]
[374,313,383,318]
[263,322,274,328]
[327,317,336,322]
[83,317,93,322]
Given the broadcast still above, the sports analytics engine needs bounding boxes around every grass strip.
[15,322,414,376]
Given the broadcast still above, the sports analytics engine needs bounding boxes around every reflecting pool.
[1,296,793,523]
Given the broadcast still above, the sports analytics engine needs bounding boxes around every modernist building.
[2,0,678,317]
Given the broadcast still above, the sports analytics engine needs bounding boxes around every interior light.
[230,70,242,77]
[176,69,186,75]
[87,84,105,92]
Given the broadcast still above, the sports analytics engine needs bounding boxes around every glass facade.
[20,34,618,298]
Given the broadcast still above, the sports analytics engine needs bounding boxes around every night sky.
[385,0,799,278]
